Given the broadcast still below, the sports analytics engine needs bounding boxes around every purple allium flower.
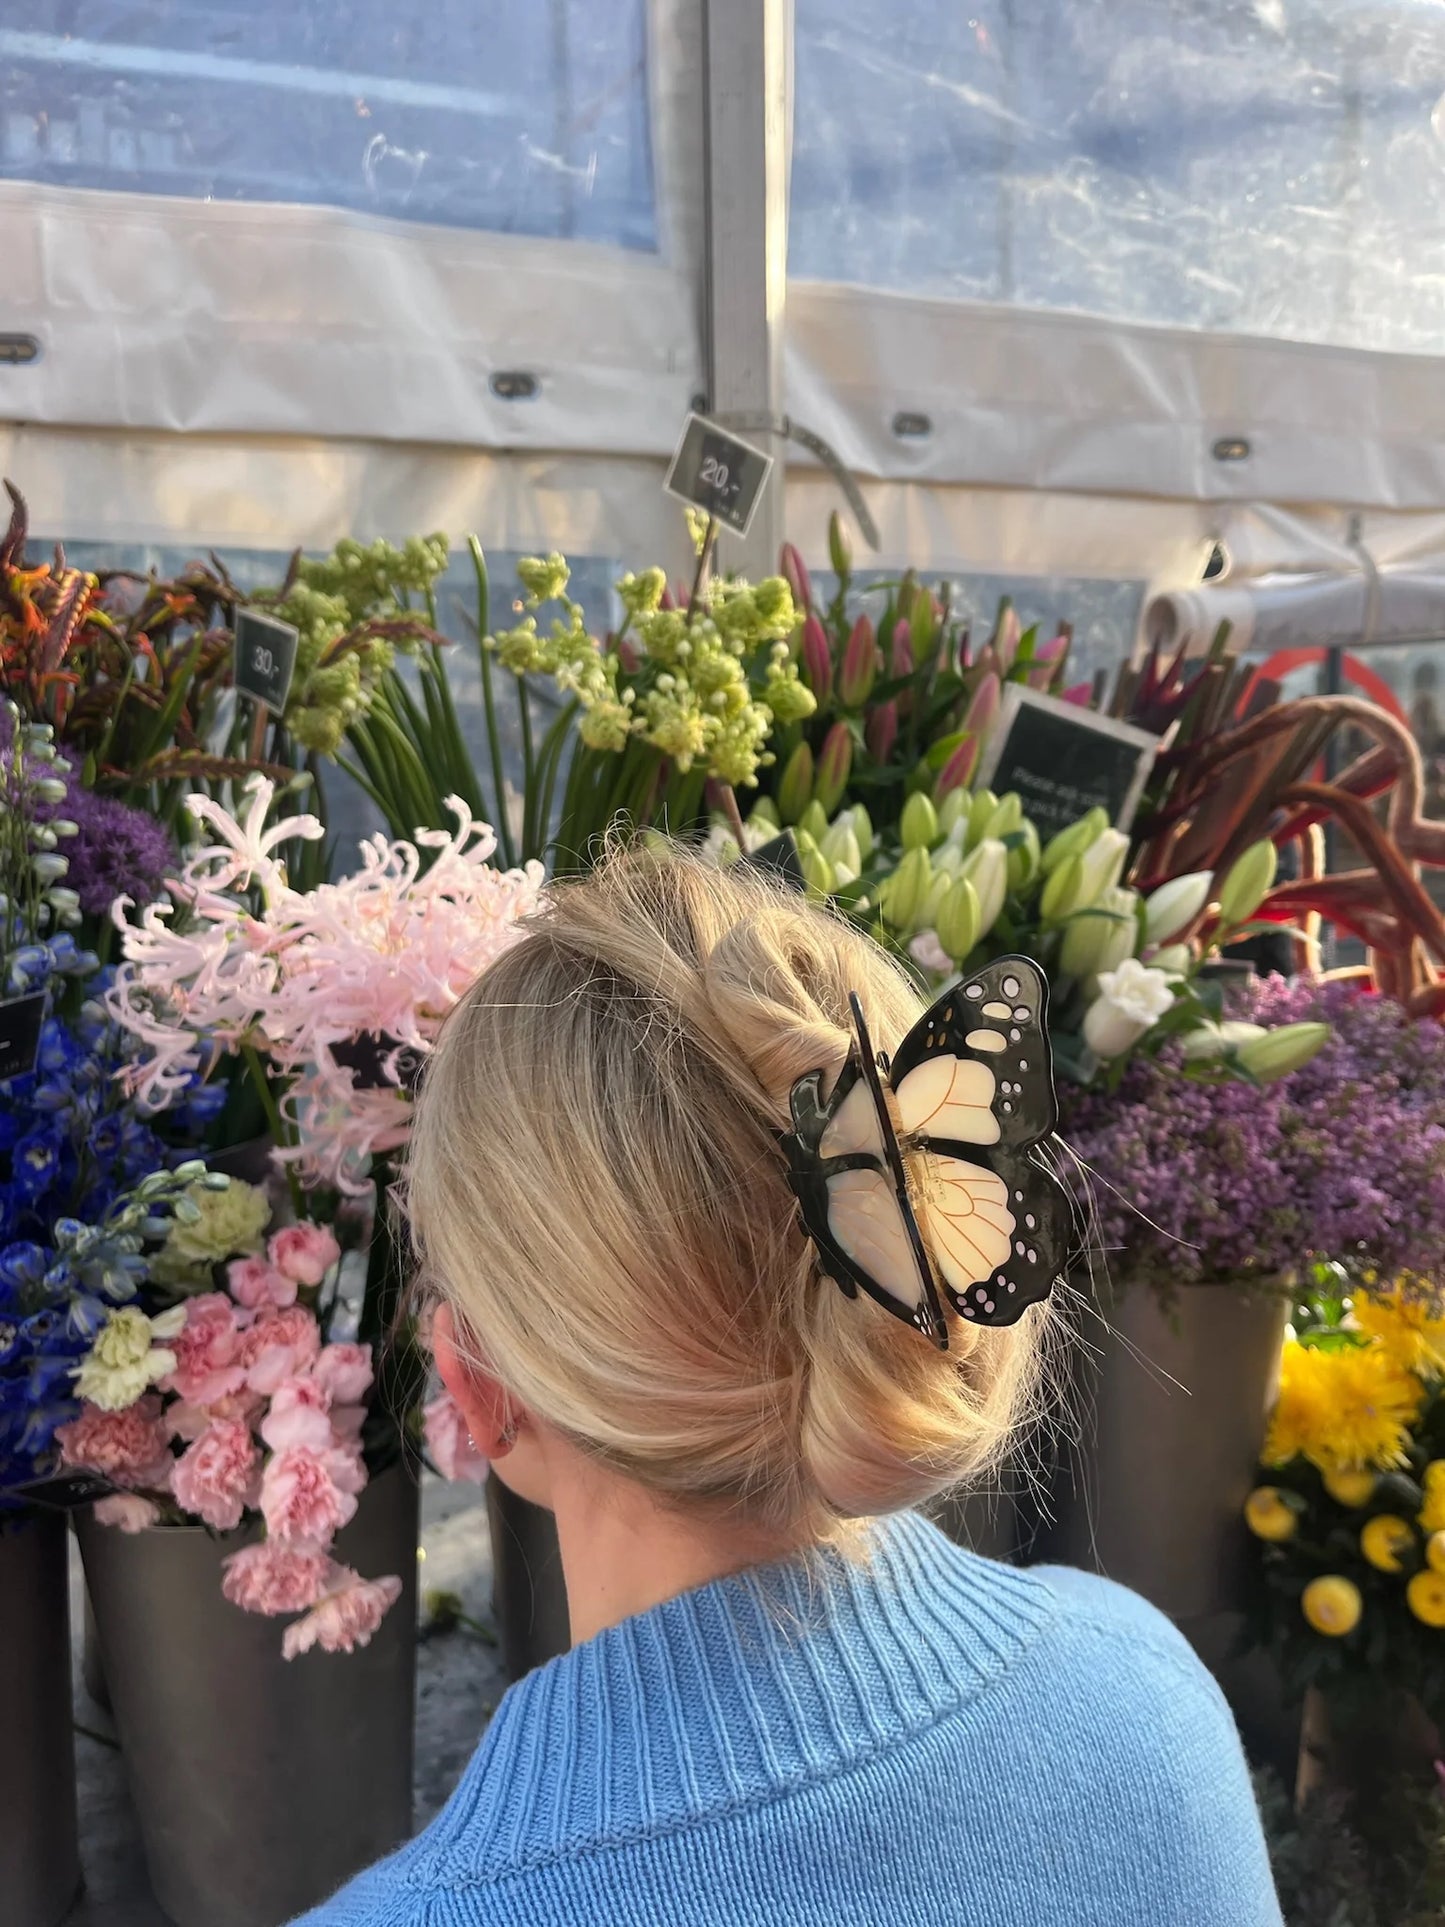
[1062,976,1445,1287]
[41,781,176,918]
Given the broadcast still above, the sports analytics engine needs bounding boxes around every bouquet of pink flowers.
[107,777,544,1192]
[57,1188,402,1657]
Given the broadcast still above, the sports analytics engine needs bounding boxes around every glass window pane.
[1,2,655,247]
[792,0,1445,354]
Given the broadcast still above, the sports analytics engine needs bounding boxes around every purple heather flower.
[1062,976,1445,1288]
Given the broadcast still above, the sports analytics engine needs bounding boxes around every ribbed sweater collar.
[412,1511,1059,1888]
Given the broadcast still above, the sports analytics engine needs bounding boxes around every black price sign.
[234,609,300,715]
[0,990,45,1083]
[974,686,1158,845]
[3,1468,117,1510]
[330,1031,424,1095]
[664,413,774,537]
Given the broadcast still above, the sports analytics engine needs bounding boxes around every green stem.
[517,674,537,861]
[240,1043,303,1219]
[468,537,515,867]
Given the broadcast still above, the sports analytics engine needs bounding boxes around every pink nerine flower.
[268,1223,341,1288]
[171,1419,261,1531]
[259,1445,361,1547]
[237,1304,322,1396]
[310,1342,373,1406]
[227,1256,296,1311]
[92,1493,161,1533]
[281,1565,403,1660]
[221,1542,332,1617]
[260,1378,334,1454]
[423,1390,489,1485]
[56,1397,173,1490]
[163,1294,248,1405]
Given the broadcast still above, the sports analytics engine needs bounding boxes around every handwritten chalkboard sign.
[234,609,300,714]
[664,413,773,537]
[974,686,1158,844]
[0,990,45,1083]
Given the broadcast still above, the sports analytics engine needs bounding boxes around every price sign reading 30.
[664,413,774,537]
[234,608,301,714]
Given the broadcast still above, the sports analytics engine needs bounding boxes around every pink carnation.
[171,1419,261,1531]
[310,1342,373,1406]
[268,1223,341,1288]
[329,1403,366,1447]
[238,1305,322,1396]
[92,1493,161,1533]
[259,1444,361,1547]
[163,1294,248,1405]
[281,1564,403,1660]
[260,1377,334,1454]
[423,1390,489,1485]
[221,1542,332,1617]
[57,1397,173,1490]
[227,1256,296,1311]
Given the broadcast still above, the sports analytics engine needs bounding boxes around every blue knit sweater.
[297,1511,1281,1925]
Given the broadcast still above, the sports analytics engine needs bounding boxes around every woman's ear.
[432,1302,517,1460]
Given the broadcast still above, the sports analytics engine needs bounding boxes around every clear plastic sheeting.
[0,0,655,246]
[792,0,1445,356]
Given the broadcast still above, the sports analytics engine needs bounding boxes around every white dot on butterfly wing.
[1015,1240,1025,1255]
[1014,1190,1023,1202]
[1026,1214,1036,1229]
[1009,1028,1021,1042]
[1019,1059,1029,1072]
[1027,1249,1037,1264]
[963,1305,976,1318]
[1002,1101,1012,1112]
[1007,1281,1016,1293]
[1013,1006,1030,1022]
[983,1299,995,1314]
[965,983,983,999]
[1001,976,1019,997]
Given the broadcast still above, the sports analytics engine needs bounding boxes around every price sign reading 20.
[665,414,774,537]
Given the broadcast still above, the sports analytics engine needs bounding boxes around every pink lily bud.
[813,721,854,816]
[935,733,979,797]
[839,615,877,707]
[780,542,813,613]
[800,613,833,703]
[1027,633,1069,689]
[957,630,973,674]
[1061,680,1094,707]
[962,671,1002,740]
[890,620,913,682]
[617,636,641,674]
[865,699,899,763]
[659,583,676,611]
[991,601,1021,675]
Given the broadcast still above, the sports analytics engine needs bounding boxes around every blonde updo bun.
[407,840,1050,1542]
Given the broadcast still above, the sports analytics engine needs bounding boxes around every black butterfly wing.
[887,956,1056,1152]
[887,957,1073,1327]
[781,1054,948,1350]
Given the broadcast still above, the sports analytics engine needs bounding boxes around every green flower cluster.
[488,553,814,789]
[267,535,451,755]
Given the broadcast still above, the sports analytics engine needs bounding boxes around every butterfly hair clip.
[781,958,1074,1349]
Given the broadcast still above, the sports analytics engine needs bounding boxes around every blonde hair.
[407,841,1049,1543]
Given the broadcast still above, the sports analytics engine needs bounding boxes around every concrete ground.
[64,1477,505,1927]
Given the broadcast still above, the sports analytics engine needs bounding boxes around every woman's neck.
[543,1458,805,1647]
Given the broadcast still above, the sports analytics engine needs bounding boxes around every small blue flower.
[0,1242,51,1309]
[11,1131,61,1200]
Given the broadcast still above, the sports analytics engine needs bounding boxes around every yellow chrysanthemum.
[1427,1531,1445,1575]
[1244,1487,1299,1543]
[1301,1575,1362,1637]
[1406,1571,1445,1629]
[1323,1467,1378,1508]
[1360,1514,1415,1574]
[1264,1338,1424,1474]
[1353,1282,1445,1380]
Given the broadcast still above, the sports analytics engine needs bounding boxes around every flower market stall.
[4,1,1445,1922]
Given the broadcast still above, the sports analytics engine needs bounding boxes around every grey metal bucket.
[486,1474,570,1681]
[0,1510,81,1927]
[1032,1280,1288,1619]
[78,1463,419,1927]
